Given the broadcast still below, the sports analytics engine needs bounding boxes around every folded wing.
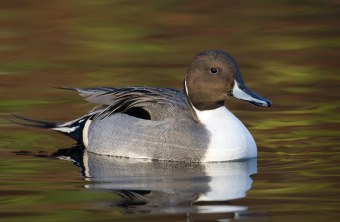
[70,87,190,121]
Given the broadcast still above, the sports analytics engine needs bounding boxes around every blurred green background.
[0,0,339,221]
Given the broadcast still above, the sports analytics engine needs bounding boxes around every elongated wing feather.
[72,87,190,120]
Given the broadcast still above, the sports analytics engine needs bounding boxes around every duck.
[14,50,271,162]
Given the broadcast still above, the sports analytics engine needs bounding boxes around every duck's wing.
[68,87,190,120]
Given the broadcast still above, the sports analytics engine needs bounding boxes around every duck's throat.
[184,79,225,111]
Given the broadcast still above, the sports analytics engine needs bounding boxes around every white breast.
[194,106,257,162]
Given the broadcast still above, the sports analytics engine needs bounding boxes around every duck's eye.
[210,68,218,74]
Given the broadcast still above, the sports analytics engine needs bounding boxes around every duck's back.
[76,86,191,121]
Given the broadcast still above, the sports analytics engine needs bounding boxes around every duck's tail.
[9,114,92,143]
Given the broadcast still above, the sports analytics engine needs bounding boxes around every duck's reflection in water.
[54,146,257,218]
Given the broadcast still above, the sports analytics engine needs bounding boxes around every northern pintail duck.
[15,50,271,162]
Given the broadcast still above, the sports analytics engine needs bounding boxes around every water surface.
[1,0,340,221]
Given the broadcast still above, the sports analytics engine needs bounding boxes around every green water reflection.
[1,0,339,221]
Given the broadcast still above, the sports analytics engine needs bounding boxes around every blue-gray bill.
[231,80,272,107]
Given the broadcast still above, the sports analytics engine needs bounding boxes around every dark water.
[1,0,340,221]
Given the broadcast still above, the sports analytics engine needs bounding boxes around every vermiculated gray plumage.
[74,87,209,162]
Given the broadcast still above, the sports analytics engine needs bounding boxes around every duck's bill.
[231,80,272,107]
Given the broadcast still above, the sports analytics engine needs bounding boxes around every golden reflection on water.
[0,0,339,221]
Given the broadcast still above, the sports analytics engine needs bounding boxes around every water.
[1,0,339,221]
